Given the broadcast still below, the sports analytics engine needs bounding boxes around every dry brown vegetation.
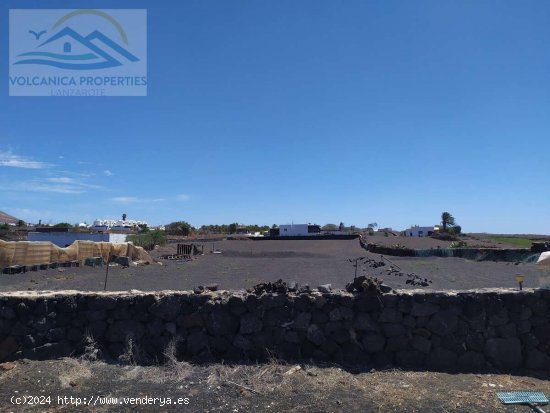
[1,351,547,412]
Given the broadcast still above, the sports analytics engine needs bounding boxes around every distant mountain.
[0,211,18,225]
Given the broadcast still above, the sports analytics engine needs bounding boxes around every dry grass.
[118,337,141,366]
[23,337,550,412]
[206,356,292,394]
[57,358,93,389]
[3,354,550,412]
[120,339,195,384]
[341,370,547,412]
[200,362,550,412]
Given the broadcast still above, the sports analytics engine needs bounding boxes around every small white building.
[90,218,148,232]
[279,224,321,237]
[405,225,435,237]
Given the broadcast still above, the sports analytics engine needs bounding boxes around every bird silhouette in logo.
[28,29,47,40]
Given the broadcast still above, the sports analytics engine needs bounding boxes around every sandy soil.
[0,240,543,292]
[0,358,548,412]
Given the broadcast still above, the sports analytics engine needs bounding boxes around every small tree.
[449,225,462,235]
[122,213,127,221]
[53,222,73,228]
[127,230,166,250]
[165,221,192,236]
[16,219,26,227]
[228,223,238,233]
[441,212,455,232]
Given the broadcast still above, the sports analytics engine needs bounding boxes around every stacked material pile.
[0,240,154,268]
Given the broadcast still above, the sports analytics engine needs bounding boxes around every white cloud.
[57,170,96,178]
[45,177,102,190]
[111,194,191,204]
[25,182,85,194]
[111,196,139,204]
[47,177,74,184]
[0,149,103,195]
[0,175,103,194]
[111,196,166,204]
[104,170,113,176]
[0,150,50,169]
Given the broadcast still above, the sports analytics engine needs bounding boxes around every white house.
[279,224,321,237]
[405,225,435,237]
[90,218,149,232]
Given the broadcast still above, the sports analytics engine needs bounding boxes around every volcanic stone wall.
[0,289,549,372]
[364,243,538,262]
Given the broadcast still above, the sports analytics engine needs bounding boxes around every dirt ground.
[362,234,454,249]
[0,357,548,412]
[0,239,543,292]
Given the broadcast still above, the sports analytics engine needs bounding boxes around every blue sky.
[1,1,550,233]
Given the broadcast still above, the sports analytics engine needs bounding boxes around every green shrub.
[53,222,73,228]
[449,225,462,235]
[431,232,459,241]
[165,221,192,236]
[127,230,166,250]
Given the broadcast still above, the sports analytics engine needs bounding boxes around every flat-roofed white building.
[90,218,148,231]
[279,224,321,236]
[405,225,435,237]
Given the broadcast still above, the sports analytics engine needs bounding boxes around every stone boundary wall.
[0,288,548,372]
[364,243,538,262]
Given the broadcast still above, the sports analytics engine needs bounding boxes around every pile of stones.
[345,276,392,294]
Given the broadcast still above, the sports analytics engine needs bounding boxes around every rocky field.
[0,239,543,292]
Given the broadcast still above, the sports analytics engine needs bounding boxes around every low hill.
[0,211,18,225]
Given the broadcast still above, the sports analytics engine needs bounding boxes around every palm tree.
[122,213,127,221]
[441,212,455,232]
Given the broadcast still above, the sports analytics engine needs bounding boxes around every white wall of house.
[28,232,128,247]
[108,233,129,244]
[279,224,310,236]
[406,226,435,237]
